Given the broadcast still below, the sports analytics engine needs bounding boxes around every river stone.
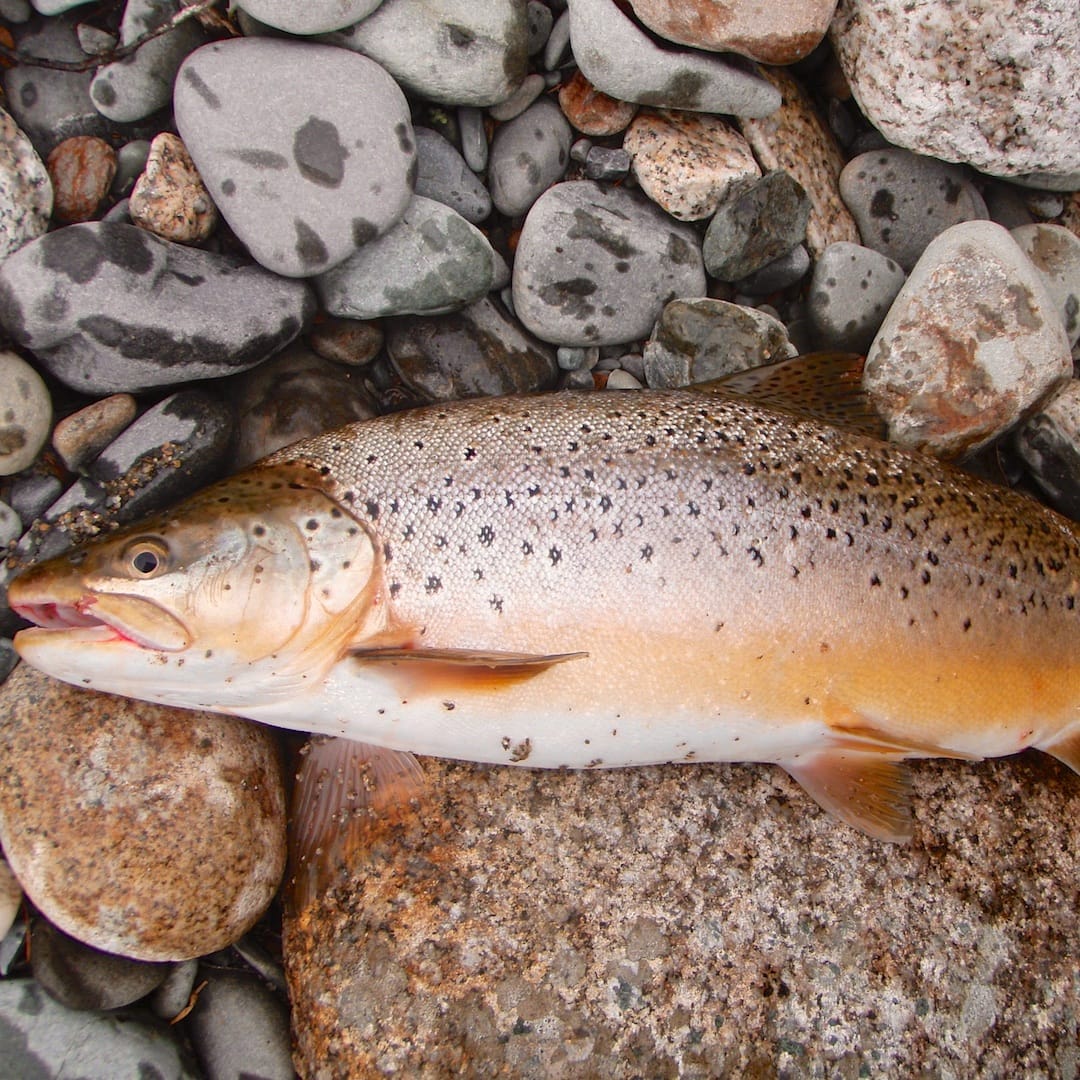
[624,110,761,223]
[557,69,638,137]
[0,857,20,941]
[385,295,559,401]
[414,127,492,224]
[489,73,547,122]
[0,979,197,1079]
[51,393,138,473]
[323,0,529,107]
[807,241,906,353]
[512,180,706,346]
[628,0,835,64]
[1015,380,1080,521]
[734,244,811,295]
[0,663,286,962]
[46,135,116,224]
[488,97,571,218]
[317,195,496,319]
[174,38,416,278]
[736,66,858,257]
[129,132,218,244]
[0,222,314,394]
[643,298,797,389]
[839,148,988,273]
[0,108,51,262]
[830,0,1080,186]
[1011,223,1080,346]
[286,753,1080,1076]
[567,0,781,117]
[703,170,811,281]
[0,350,50,476]
[90,0,208,123]
[308,317,384,367]
[865,220,1072,456]
[238,0,383,34]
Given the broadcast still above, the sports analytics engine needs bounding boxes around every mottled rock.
[567,0,782,116]
[175,38,415,278]
[1015,380,1080,520]
[0,663,286,962]
[90,0,208,123]
[807,241,906,352]
[737,65,858,256]
[0,108,51,262]
[624,110,760,222]
[230,340,377,468]
[0,979,197,1079]
[629,0,836,64]
[308,317,384,367]
[385,295,559,401]
[831,0,1080,185]
[286,753,1080,1077]
[643,298,796,388]
[317,195,496,319]
[1011,223,1080,346]
[129,132,218,244]
[0,222,314,394]
[703,170,811,281]
[865,221,1072,456]
[46,135,116,224]
[51,393,138,473]
[324,0,529,107]
[489,97,571,217]
[839,148,988,272]
[512,180,706,346]
[557,68,637,136]
[238,0,382,34]
[0,351,50,476]
[414,127,492,224]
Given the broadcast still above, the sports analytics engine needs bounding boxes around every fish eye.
[123,538,170,578]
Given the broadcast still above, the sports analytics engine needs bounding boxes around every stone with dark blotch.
[489,98,572,218]
[1011,223,1080,347]
[414,127,492,224]
[0,350,50,476]
[0,222,314,394]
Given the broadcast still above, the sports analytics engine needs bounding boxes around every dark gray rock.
[174,38,416,278]
[385,295,559,401]
[414,127,492,224]
[584,145,631,181]
[1016,379,1080,520]
[527,0,553,54]
[0,222,314,394]
[703,170,811,281]
[512,180,706,346]
[733,244,811,295]
[489,98,571,217]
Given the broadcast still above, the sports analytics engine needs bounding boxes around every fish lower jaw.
[14,622,131,655]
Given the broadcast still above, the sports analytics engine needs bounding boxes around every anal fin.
[288,736,426,912]
[782,749,914,843]
[1040,728,1080,775]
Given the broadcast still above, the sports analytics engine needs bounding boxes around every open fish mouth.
[13,599,107,632]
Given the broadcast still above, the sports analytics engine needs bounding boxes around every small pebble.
[1015,379,1080,519]
[458,106,489,172]
[527,0,553,54]
[150,958,201,1022]
[733,244,811,295]
[557,346,588,371]
[605,369,643,389]
[129,132,218,245]
[584,145,630,181]
[488,73,546,122]
[489,97,571,217]
[51,393,138,473]
[76,23,117,55]
[0,351,50,476]
[0,107,52,261]
[0,501,20,546]
[308,317,384,367]
[413,127,492,224]
[557,69,637,136]
[544,8,571,70]
[111,139,152,197]
[1011,223,1080,346]
[46,135,116,224]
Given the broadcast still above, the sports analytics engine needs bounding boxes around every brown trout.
[9,377,1080,851]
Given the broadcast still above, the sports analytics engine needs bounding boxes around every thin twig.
[0,0,222,74]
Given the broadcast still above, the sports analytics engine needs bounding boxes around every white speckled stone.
[831,0,1080,185]
[0,351,50,476]
[865,220,1072,456]
[129,132,218,244]
[0,108,51,263]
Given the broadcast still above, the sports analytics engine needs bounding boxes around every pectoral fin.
[288,736,426,912]
[782,750,914,843]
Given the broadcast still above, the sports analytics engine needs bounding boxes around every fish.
[9,355,1080,888]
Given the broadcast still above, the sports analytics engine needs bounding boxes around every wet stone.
[0,221,314,394]
[0,350,51,476]
[0,107,52,262]
[175,37,416,278]
[317,194,496,319]
[90,0,208,124]
[557,69,638,137]
[1015,379,1080,520]
[413,127,492,224]
[308,317,384,367]
[237,0,383,34]
[840,148,989,273]
[643,298,797,389]
[51,393,138,473]
[488,97,572,218]
[0,663,286,962]
[807,241,907,353]
[1011,223,1080,346]
[324,0,529,108]
[865,220,1072,456]
[512,180,706,346]
[703,169,812,281]
[129,132,218,245]
[46,135,116,224]
[385,295,559,401]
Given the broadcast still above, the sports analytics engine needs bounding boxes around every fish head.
[10,465,383,711]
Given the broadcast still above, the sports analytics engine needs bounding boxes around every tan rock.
[130,132,218,245]
[51,393,138,473]
[46,136,116,224]
[629,0,837,64]
[557,69,638,136]
[624,110,760,222]
[286,753,1080,1075]
[307,316,384,367]
[737,66,858,256]
[0,663,286,962]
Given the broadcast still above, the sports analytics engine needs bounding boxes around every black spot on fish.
[425,576,442,594]
[549,546,562,566]
[479,525,495,546]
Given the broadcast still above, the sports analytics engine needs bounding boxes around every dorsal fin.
[693,351,886,439]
